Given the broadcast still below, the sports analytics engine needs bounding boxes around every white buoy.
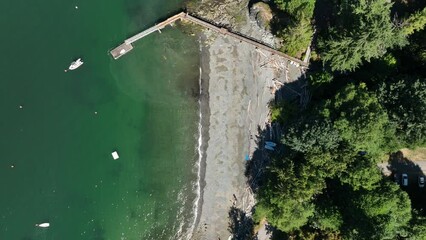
[35,223,50,228]
[19,105,23,109]
[112,151,119,160]
[75,6,78,9]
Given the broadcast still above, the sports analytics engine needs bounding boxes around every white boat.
[35,222,50,228]
[68,58,84,70]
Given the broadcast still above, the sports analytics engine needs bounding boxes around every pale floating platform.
[112,151,119,160]
[110,43,133,60]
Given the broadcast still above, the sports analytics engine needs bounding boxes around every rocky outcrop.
[250,2,273,31]
[186,0,278,47]
[186,0,249,29]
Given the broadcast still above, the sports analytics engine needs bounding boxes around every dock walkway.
[110,12,308,67]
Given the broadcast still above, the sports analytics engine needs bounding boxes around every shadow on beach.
[245,77,308,193]
[228,206,257,240]
[226,75,307,239]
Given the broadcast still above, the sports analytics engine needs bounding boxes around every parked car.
[419,176,425,188]
[402,174,408,186]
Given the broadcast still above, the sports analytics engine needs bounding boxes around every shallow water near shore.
[0,0,200,239]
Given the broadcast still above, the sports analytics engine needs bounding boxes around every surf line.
[187,56,204,240]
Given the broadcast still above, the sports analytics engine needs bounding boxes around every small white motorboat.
[35,222,50,228]
[68,58,84,70]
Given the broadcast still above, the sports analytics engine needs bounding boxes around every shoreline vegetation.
[183,0,426,239]
[252,0,426,240]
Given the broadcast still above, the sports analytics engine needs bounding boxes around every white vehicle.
[35,223,50,228]
[402,174,408,186]
[68,58,84,70]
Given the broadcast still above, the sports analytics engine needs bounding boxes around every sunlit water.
[0,0,200,239]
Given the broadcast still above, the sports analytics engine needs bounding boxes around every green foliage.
[402,7,426,35]
[382,53,397,67]
[261,76,422,237]
[408,211,426,240]
[309,71,334,88]
[377,77,426,147]
[270,106,282,123]
[283,83,391,158]
[254,158,318,232]
[313,204,343,232]
[338,156,382,191]
[321,83,389,155]
[255,197,315,232]
[270,100,298,124]
[283,119,341,153]
[261,0,425,238]
[279,17,314,56]
[274,0,316,20]
[346,181,412,239]
[273,0,315,57]
[320,0,408,71]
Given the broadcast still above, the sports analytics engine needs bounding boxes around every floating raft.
[112,151,120,160]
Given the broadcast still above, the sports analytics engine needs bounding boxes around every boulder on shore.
[250,2,273,31]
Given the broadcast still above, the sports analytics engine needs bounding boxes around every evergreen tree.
[401,7,426,35]
[279,16,314,57]
[320,0,407,71]
[377,77,426,147]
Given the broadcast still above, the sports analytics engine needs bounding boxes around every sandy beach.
[190,12,304,239]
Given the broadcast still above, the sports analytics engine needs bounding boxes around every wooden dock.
[110,12,308,67]
[110,43,133,60]
[125,12,186,45]
[110,13,185,60]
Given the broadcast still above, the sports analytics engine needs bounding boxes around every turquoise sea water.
[0,0,200,239]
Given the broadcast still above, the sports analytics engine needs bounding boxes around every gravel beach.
[191,22,304,239]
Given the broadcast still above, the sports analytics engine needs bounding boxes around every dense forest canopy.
[253,0,426,239]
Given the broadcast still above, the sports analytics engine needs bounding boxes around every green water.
[0,0,200,239]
